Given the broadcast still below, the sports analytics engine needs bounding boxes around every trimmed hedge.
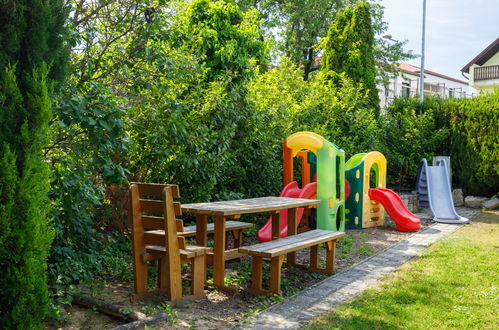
[445,91,499,196]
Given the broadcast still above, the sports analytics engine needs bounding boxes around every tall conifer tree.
[322,1,380,114]
[0,0,67,327]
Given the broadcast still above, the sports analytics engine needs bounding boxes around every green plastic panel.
[345,156,364,230]
[316,141,345,232]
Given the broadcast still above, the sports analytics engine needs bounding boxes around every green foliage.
[249,0,344,80]
[185,0,267,84]
[247,60,378,158]
[322,1,380,114]
[0,0,68,326]
[125,0,269,202]
[444,91,499,196]
[378,97,450,187]
[380,93,498,195]
[48,81,128,285]
[0,63,54,330]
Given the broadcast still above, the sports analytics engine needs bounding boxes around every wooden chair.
[130,183,209,302]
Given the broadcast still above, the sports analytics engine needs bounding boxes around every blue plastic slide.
[416,158,469,224]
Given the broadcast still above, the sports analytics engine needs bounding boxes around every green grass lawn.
[305,211,499,329]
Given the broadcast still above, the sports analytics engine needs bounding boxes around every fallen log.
[72,294,146,322]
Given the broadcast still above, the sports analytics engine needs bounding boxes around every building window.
[402,82,410,98]
[449,89,454,98]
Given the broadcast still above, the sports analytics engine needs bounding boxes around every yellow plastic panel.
[362,151,387,227]
[286,131,324,157]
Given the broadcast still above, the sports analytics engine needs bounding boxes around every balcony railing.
[474,65,499,81]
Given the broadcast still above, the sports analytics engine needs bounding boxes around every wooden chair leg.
[250,256,263,294]
[190,255,206,296]
[269,255,284,295]
[158,257,170,292]
[133,259,149,295]
[166,257,182,302]
[325,240,336,274]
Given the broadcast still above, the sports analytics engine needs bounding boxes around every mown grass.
[305,211,499,330]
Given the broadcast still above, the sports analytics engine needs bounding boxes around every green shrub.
[246,60,378,188]
[378,97,450,187]
[0,0,68,326]
[48,81,128,285]
[445,91,499,196]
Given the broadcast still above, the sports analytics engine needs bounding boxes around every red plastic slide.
[368,188,421,232]
[257,181,317,242]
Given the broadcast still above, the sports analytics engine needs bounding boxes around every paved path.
[239,208,479,329]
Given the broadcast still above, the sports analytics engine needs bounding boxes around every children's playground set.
[258,131,468,242]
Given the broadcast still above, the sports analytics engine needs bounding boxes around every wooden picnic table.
[181,196,320,292]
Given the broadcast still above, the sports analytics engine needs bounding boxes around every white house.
[461,37,499,94]
[379,62,474,109]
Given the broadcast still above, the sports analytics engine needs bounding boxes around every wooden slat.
[240,229,330,253]
[258,233,343,257]
[140,200,182,216]
[141,216,164,230]
[177,236,186,249]
[181,197,320,216]
[176,219,184,232]
[140,199,164,214]
[173,202,182,216]
[143,230,166,246]
[179,221,253,237]
[239,230,345,258]
[137,183,165,198]
[135,183,180,199]
[145,245,209,259]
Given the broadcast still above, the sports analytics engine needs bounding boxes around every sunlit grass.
[305,211,499,330]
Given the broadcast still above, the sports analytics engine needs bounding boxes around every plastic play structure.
[257,132,346,242]
[416,158,469,224]
[345,152,420,232]
[258,132,421,242]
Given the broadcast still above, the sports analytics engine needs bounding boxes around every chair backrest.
[129,183,187,255]
[130,183,187,300]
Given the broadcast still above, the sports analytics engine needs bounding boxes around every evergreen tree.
[0,0,68,327]
[322,1,380,113]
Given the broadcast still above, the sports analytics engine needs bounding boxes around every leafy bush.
[445,91,499,196]
[245,60,378,191]
[378,97,450,187]
[48,81,128,285]
[126,0,269,202]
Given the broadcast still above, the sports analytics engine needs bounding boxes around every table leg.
[196,214,208,246]
[271,212,281,240]
[213,215,226,287]
[287,207,298,265]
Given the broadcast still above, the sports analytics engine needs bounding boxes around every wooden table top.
[181,196,321,216]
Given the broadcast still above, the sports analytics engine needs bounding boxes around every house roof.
[398,62,468,85]
[461,37,499,73]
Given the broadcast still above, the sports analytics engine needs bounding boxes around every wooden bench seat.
[239,229,345,296]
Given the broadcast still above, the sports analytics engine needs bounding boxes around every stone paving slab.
[238,208,480,329]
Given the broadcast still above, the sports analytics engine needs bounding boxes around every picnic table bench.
[239,229,345,295]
